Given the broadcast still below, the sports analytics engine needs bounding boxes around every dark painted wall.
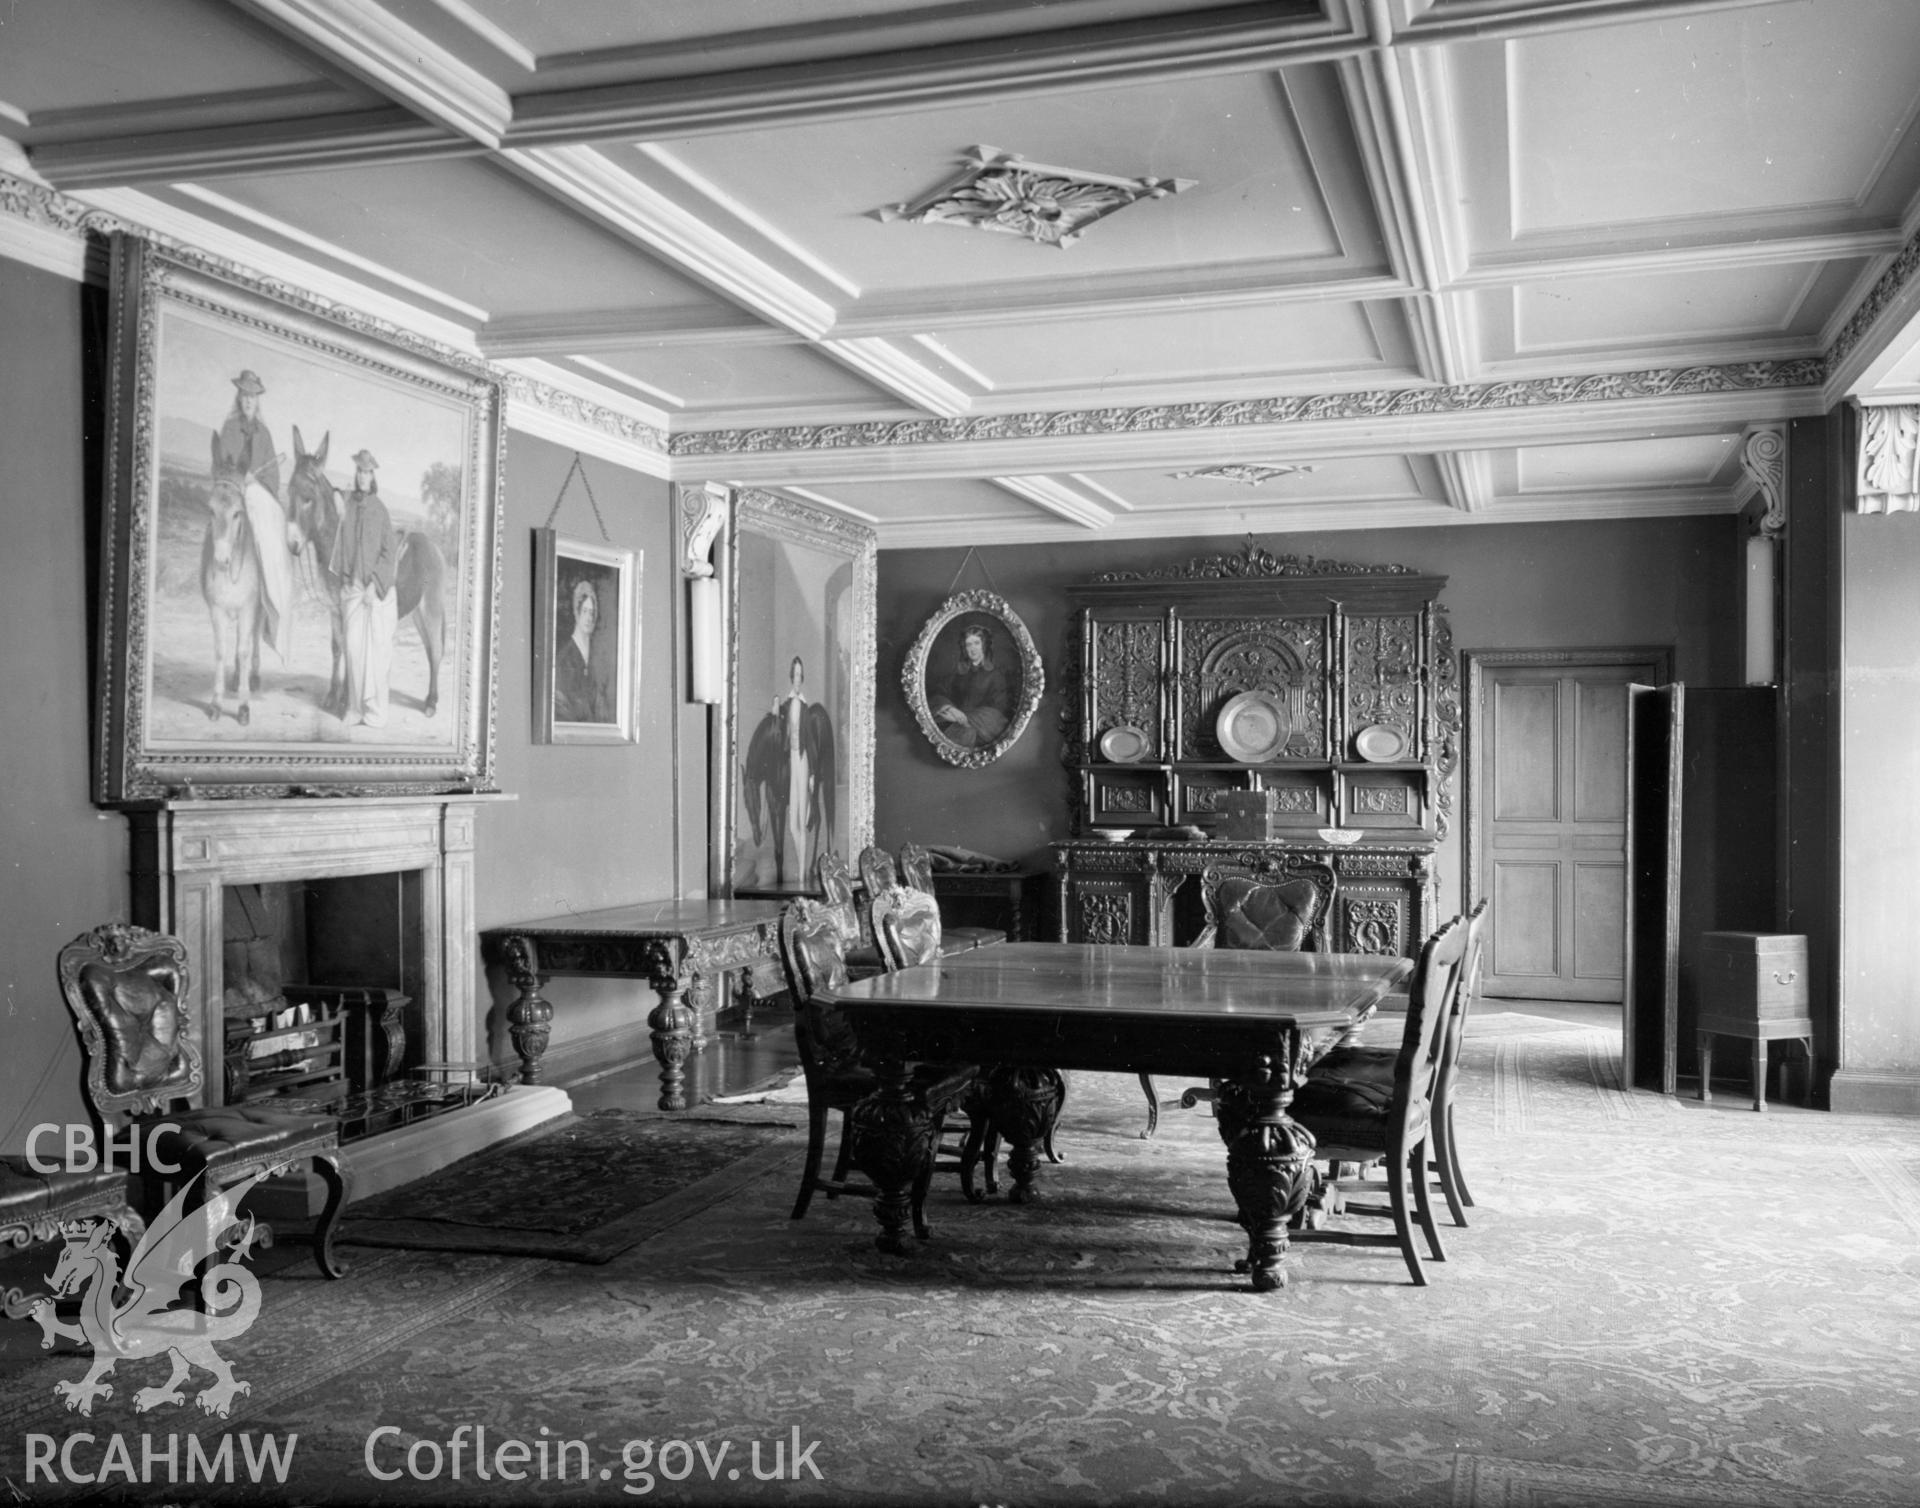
[0,256,696,1150]
[0,264,126,1155]
[875,518,1743,925]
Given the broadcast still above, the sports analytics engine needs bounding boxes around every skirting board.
[1829,1069,1920,1115]
[250,1084,572,1220]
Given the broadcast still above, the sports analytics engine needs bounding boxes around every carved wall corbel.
[1855,403,1920,514]
[679,483,730,704]
[1739,426,1787,538]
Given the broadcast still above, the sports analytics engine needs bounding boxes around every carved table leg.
[311,1151,351,1280]
[1215,1048,1317,1293]
[983,1067,1067,1205]
[646,968,697,1113]
[500,935,554,1086]
[846,1059,940,1254]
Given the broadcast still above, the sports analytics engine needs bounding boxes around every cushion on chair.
[1288,1066,1394,1152]
[1215,876,1322,952]
[0,1159,128,1225]
[144,1107,339,1171]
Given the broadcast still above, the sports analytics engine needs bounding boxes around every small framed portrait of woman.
[901,589,1044,767]
[532,529,640,744]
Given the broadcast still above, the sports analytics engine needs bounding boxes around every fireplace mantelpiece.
[127,794,509,1108]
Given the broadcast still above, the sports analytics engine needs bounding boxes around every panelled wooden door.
[1475,658,1664,1001]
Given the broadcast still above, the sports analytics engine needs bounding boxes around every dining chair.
[898,842,1006,952]
[814,850,883,976]
[1305,900,1489,1226]
[1138,856,1338,1137]
[1286,913,1471,1286]
[55,922,351,1279]
[866,881,1006,1202]
[776,899,977,1234]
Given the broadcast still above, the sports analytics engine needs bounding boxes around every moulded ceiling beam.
[505,4,1371,146]
[29,110,468,190]
[231,0,513,147]
[991,476,1118,530]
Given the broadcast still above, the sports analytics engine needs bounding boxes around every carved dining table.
[481,899,787,1111]
[816,941,1412,1292]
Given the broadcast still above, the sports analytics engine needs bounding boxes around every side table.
[929,869,1044,942]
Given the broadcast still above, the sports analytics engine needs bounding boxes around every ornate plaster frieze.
[1092,538,1417,583]
[668,361,1826,458]
[1856,403,1920,514]
[876,146,1194,249]
[497,370,670,457]
[1172,463,1320,485]
[1739,426,1787,538]
[1830,222,1920,374]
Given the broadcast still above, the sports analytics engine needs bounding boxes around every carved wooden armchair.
[1287,913,1470,1286]
[56,923,351,1279]
[1138,856,1338,1136]
[777,900,977,1235]
[897,842,1006,952]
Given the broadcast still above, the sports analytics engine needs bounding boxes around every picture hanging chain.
[543,452,610,541]
[944,545,999,597]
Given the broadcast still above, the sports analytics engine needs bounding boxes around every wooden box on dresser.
[1051,543,1458,961]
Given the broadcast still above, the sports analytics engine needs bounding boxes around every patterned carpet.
[5,1016,1919,1506]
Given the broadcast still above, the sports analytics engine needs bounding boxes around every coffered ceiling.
[5,0,1920,545]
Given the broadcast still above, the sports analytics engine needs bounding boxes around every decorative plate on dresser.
[1099,724,1150,763]
[1216,691,1292,763]
[1353,723,1408,763]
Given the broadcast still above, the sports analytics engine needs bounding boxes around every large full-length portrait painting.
[95,235,503,802]
[726,492,875,893]
[902,589,1045,767]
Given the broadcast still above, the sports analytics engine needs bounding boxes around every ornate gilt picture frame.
[902,589,1045,768]
[724,491,876,893]
[95,234,503,801]
[531,529,641,745]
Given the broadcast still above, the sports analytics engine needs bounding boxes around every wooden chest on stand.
[1695,932,1813,1110]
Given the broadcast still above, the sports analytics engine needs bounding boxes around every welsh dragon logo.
[24,1167,272,1418]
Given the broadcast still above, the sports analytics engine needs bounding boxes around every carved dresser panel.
[1053,544,1454,959]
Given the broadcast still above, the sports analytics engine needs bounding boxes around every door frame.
[1461,647,1674,985]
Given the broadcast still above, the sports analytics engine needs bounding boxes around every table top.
[818,941,1410,1028]
[484,898,788,939]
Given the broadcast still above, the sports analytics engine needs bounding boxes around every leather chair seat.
[0,1158,126,1223]
[941,926,1007,952]
[145,1106,339,1169]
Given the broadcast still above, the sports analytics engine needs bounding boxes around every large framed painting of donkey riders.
[94,234,503,802]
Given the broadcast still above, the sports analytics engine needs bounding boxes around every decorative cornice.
[1855,403,1920,515]
[497,370,670,455]
[1830,219,1920,375]
[1091,538,1417,583]
[876,145,1194,250]
[1738,426,1787,538]
[667,361,1827,457]
[1172,463,1319,485]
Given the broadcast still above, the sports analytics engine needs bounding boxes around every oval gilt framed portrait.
[902,590,1044,767]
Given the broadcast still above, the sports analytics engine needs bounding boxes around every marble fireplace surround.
[122,794,568,1202]
[125,795,502,1103]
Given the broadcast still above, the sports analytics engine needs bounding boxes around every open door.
[1624,683,1683,1093]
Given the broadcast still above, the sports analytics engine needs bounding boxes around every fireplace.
[126,795,494,1108]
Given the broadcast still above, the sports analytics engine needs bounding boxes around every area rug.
[340,1109,804,1263]
[11,1024,1920,1507]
